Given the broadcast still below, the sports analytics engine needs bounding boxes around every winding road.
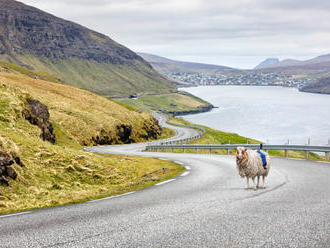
[1,115,330,247]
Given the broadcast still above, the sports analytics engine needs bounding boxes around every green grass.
[167,117,326,161]
[0,61,59,83]
[117,91,212,113]
[0,71,182,214]
[0,54,177,98]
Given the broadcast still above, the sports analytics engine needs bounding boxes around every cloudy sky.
[21,0,330,69]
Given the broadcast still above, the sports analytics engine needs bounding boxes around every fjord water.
[181,86,330,145]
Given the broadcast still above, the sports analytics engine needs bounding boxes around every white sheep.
[235,147,271,190]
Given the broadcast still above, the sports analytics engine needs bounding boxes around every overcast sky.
[20,0,330,69]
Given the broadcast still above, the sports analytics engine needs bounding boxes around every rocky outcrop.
[140,118,161,140]
[0,150,18,186]
[91,119,161,146]
[23,98,55,143]
[91,124,133,145]
[116,124,133,144]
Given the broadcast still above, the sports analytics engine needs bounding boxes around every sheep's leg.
[245,177,249,190]
[257,176,260,188]
[252,177,257,190]
[262,176,266,189]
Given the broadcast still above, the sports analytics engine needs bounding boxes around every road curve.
[1,116,330,247]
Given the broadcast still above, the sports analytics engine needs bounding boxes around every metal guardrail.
[159,121,206,145]
[150,113,330,160]
[146,144,330,160]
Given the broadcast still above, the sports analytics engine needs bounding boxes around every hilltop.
[254,58,280,69]
[0,0,176,97]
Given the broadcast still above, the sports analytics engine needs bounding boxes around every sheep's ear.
[244,148,247,152]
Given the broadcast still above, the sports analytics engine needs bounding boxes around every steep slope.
[0,64,182,213]
[0,0,176,97]
[138,52,233,74]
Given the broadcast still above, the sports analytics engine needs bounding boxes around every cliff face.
[0,0,142,65]
[0,0,176,97]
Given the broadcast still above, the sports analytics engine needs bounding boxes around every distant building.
[129,94,138,99]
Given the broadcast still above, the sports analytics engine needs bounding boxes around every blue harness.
[256,150,267,169]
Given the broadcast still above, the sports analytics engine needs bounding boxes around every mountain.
[305,54,330,64]
[254,58,280,69]
[0,0,176,97]
[254,53,330,70]
[300,77,330,94]
[137,52,233,74]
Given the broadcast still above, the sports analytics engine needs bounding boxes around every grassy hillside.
[0,0,177,98]
[0,68,183,214]
[168,118,325,160]
[1,54,176,98]
[117,91,213,114]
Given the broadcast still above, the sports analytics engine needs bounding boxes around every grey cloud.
[19,0,330,68]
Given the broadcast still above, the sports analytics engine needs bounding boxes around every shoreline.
[168,104,214,116]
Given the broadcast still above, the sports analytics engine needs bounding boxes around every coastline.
[168,104,214,116]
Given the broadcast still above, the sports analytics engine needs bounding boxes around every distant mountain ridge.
[0,0,176,97]
[254,54,330,70]
[137,52,233,74]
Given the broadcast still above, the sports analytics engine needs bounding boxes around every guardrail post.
[326,139,330,160]
[305,151,310,159]
[183,148,185,153]
[285,150,289,158]
[326,152,330,160]
[305,138,310,159]
[209,148,212,154]
[195,148,198,153]
[227,149,230,155]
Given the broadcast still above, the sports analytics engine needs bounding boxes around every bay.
[181,86,330,145]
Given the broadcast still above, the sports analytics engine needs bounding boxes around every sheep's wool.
[237,150,271,179]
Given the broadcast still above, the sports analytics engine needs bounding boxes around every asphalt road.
[1,116,330,247]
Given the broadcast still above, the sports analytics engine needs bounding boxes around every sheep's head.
[236,147,247,163]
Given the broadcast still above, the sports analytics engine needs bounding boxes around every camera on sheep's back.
[235,146,271,190]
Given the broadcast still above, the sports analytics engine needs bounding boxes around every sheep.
[235,147,271,190]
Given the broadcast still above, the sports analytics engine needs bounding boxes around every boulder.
[23,99,56,144]
[0,150,19,185]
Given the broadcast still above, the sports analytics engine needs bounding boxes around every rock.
[6,167,17,180]
[14,156,25,167]
[116,124,132,144]
[0,150,18,185]
[0,175,9,186]
[23,98,56,144]
[0,151,14,167]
